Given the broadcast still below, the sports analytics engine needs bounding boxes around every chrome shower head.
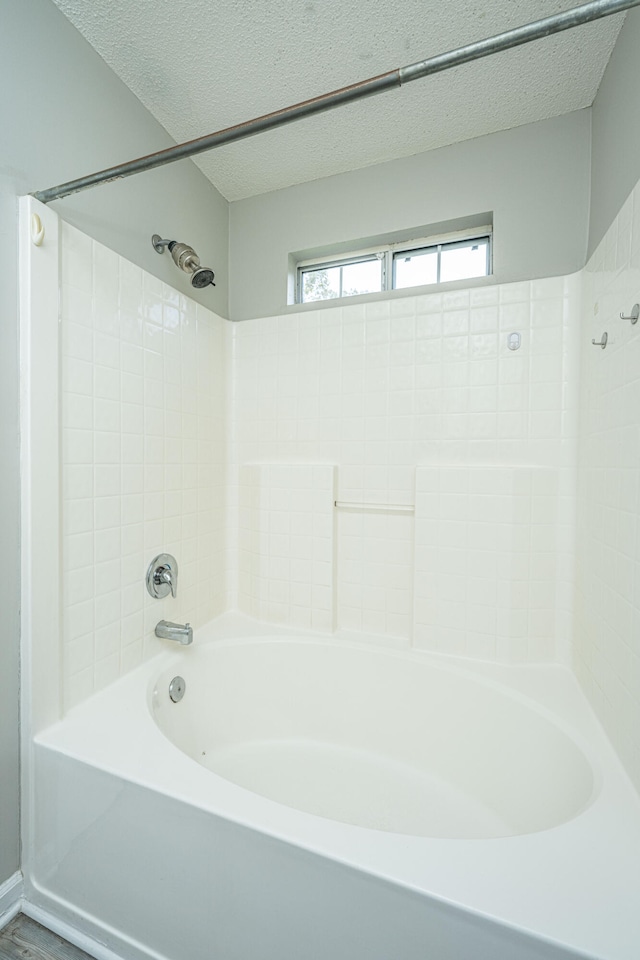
[152,234,215,288]
[190,265,216,288]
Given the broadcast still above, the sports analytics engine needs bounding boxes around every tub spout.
[155,620,193,645]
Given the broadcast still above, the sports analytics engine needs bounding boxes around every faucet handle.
[157,567,177,598]
[146,553,178,600]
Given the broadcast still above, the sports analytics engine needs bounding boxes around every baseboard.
[22,898,166,960]
[0,871,23,929]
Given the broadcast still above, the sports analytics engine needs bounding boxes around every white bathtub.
[153,637,594,840]
[27,616,640,960]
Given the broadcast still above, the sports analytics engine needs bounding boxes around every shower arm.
[33,0,640,205]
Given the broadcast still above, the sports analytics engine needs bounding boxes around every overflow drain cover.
[169,676,186,703]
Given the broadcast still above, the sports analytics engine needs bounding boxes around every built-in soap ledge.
[334,501,414,513]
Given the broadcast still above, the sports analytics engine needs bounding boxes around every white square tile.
[94,365,120,401]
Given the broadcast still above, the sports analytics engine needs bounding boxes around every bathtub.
[26,615,640,960]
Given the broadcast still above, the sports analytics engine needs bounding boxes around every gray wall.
[0,0,228,888]
[589,8,640,257]
[228,111,591,321]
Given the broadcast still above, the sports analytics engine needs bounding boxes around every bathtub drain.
[169,676,186,703]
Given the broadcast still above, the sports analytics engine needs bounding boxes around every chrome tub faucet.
[155,620,193,645]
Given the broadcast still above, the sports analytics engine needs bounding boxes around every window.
[297,230,491,304]
[300,254,384,303]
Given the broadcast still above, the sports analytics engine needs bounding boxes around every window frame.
[297,250,386,303]
[392,234,491,289]
[295,226,492,304]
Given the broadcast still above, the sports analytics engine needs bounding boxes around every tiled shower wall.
[56,198,640,785]
[576,182,640,792]
[60,224,228,710]
[414,465,561,662]
[59,219,581,711]
[238,463,335,631]
[230,276,580,663]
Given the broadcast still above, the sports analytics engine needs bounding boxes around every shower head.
[190,265,216,289]
[152,234,215,289]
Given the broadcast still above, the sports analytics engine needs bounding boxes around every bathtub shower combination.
[19,177,640,960]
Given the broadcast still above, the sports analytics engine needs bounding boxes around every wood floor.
[0,914,96,960]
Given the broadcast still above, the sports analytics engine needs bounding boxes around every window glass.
[302,266,340,302]
[301,257,382,302]
[394,249,438,289]
[341,259,382,297]
[440,239,489,283]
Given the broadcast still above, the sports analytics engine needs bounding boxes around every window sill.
[285,272,496,314]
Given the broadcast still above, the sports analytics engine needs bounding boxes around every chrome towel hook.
[619,304,639,324]
[592,332,608,349]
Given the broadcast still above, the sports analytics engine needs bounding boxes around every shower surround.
[57,225,580,712]
[51,216,582,716]
[576,182,640,794]
[18,176,640,957]
[229,278,579,663]
[58,222,228,711]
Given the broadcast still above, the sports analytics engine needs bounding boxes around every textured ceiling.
[51,0,623,200]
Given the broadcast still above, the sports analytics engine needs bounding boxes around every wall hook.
[592,332,608,349]
[619,304,639,324]
[30,213,45,246]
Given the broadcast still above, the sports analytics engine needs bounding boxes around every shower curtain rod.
[33,0,640,204]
